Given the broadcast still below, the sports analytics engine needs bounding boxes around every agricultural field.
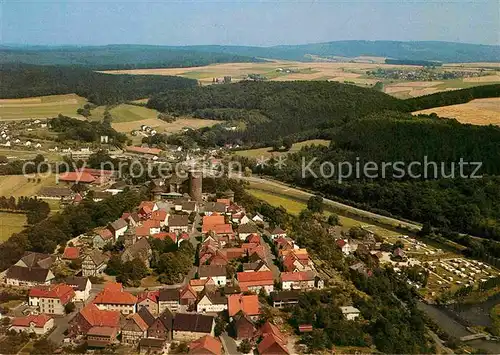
[0,94,88,120]
[412,97,500,126]
[90,104,220,139]
[0,175,56,198]
[0,212,26,241]
[235,139,330,159]
[103,61,500,97]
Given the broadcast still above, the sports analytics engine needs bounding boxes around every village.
[0,167,340,355]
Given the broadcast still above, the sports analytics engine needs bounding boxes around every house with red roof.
[237,271,274,293]
[227,294,260,320]
[180,284,198,307]
[269,227,287,240]
[336,239,352,255]
[68,304,121,337]
[137,290,160,316]
[92,228,114,249]
[138,201,159,218]
[151,209,169,227]
[93,285,138,315]
[281,271,318,291]
[189,335,222,355]
[10,314,54,335]
[122,313,149,345]
[62,246,80,260]
[189,277,215,293]
[151,231,178,243]
[58,171,96,185]
[258,322,289,355]
[232,312,256,340]
[202,214,233,236]
[29,283,75,315]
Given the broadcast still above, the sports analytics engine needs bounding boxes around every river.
[417,301,500,353]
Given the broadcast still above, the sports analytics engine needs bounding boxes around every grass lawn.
[0,212,26,241]
[248,188,398,237]
[235,139,330,159]
[0,175,56,198]
[0,94,88,120]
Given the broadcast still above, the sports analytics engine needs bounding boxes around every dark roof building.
[173,313,214,333]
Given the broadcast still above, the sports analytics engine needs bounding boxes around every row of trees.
[0,196,50,225]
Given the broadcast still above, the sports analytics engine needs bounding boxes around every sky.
[1,0,499,46]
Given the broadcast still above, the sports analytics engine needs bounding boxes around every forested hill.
[0,45,264,70]
[0,63,197,105]
[147,81,404,145]
[181,41,500,63]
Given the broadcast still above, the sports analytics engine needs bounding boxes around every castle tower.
[188,170,202,202]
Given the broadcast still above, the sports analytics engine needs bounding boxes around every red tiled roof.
[59,171,96,183]
[11,314,52,328]
[228,294,260,317]
[224,248,245,260]
[73,193,83,203]
[180,284,197,299]
[62,247,80,260]
[151,210,168,221]
[203,224,233,235]
[261,321,287,344]
[87,325,118,337]
[79,304,121,328]
[143,219,161,229]
[151,232,177,243]
[78,168,114,177]
[189,335,222,355]
[190,278,211,287]
[258,333,289,355]
[130,313,149,332]
[137,290,159,304]
[179,232,190,240]
[104,282,123,292]
[94,289,137,305]
[136,226,152,237]
[246,234,261,244]
[336,239,347,248]
[97,228,113,240]
[281,271,314,282]
[126,146,162,155]
[237,271,274,288]
[216,198,231,206]
[29,284,75,304]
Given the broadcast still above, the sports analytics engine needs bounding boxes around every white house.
[109,219,128,240]
[281,271,316,291]
[252,213,265,224]
[64,276,92,302]
[340,306,361,320]
[10,315,54,335]
[196,293,227,313]
[199,265,227,287]
[336,239,352,255]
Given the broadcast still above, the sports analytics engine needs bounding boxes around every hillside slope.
[0,63,197,105]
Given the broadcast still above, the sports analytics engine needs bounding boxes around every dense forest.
[0,63,197,105]
[170,41,499,63]
[150,81,500,242]
[0,45,263,69]
[50,115,127,144]
[148,81,404,145]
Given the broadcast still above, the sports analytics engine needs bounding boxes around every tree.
[307,195,323,213]
[64,301,76,314]
[283,137,293,151]
[327,214,339,226]
[272,138,283,151]
[238,339,252,353]
[30,338,57,355]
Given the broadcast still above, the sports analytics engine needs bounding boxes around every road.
[238,175,422,233]
[220,332,241,355]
